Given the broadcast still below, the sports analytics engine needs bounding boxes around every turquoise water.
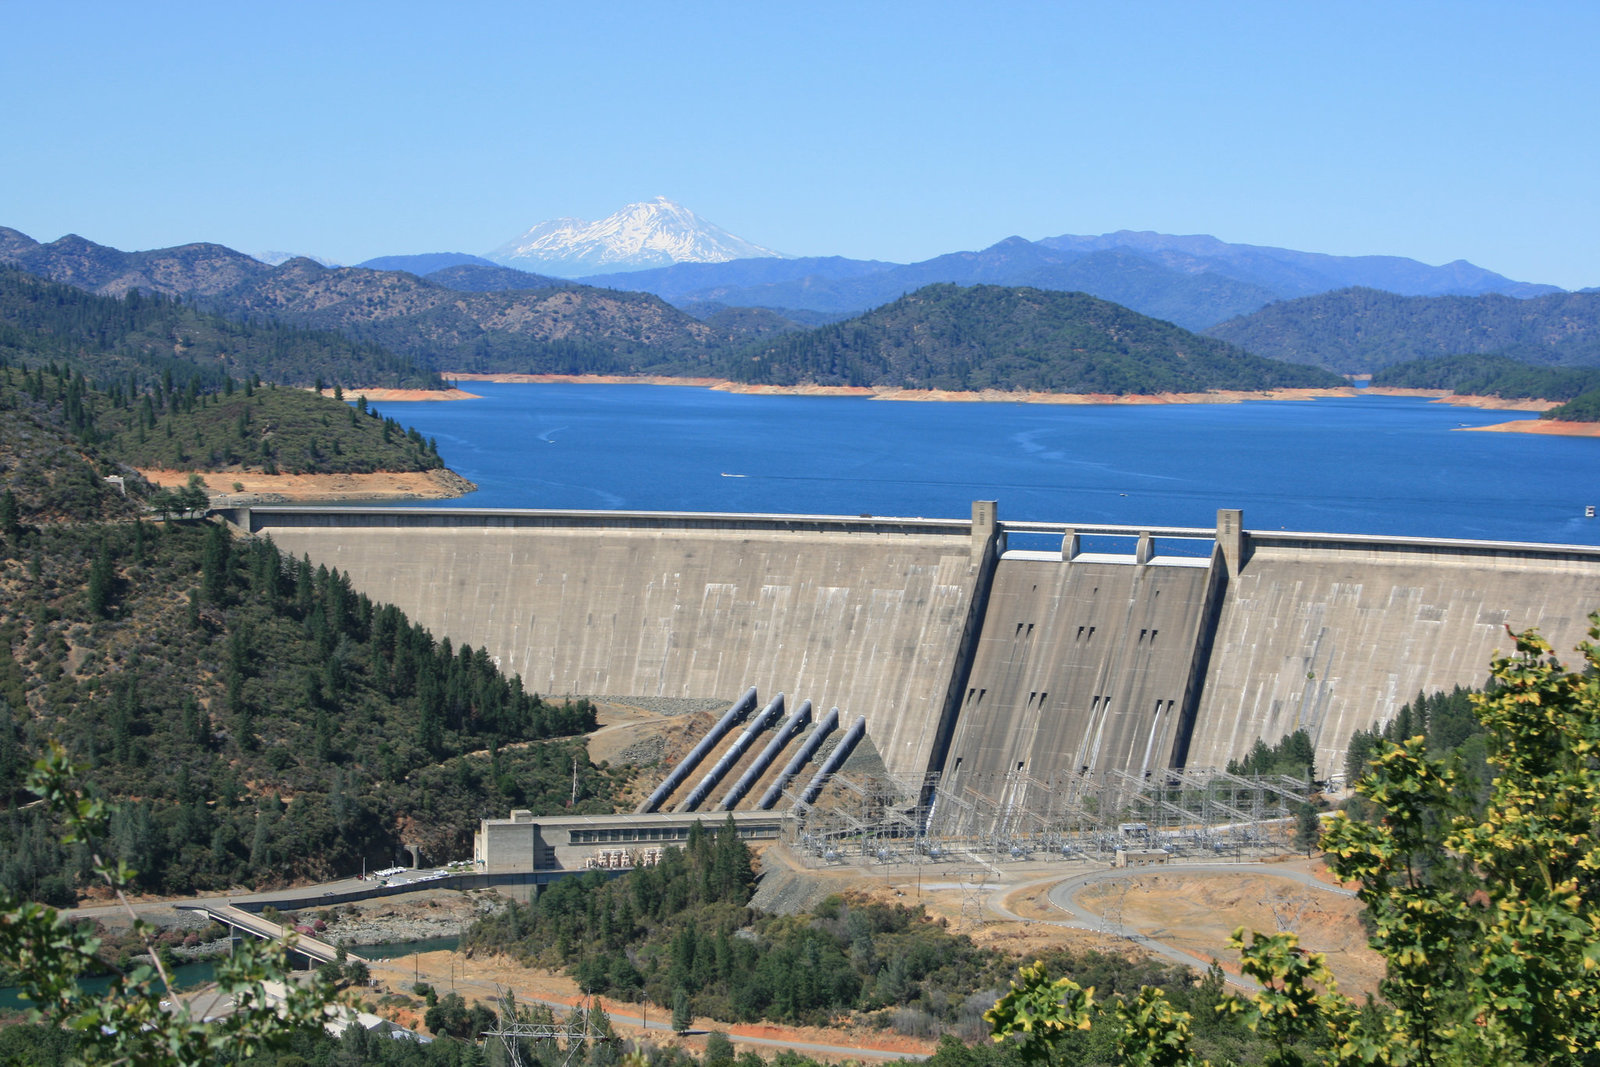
[351,935,460,960]
[378,384,1600,546]
[0,936,461,1011]
[0,959,216,1012]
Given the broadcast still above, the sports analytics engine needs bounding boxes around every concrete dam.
[233,503,1600,794]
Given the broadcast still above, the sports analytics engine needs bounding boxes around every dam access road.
[229,502,1600,801]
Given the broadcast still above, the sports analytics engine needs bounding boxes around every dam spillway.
[233,503,1600,785]
[940,537,1218,799]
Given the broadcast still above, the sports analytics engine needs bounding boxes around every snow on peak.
[486,198,786,275]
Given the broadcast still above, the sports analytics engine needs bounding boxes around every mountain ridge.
[5,223,1587,389]
[0,228,729,375]
[567,230,1561,332]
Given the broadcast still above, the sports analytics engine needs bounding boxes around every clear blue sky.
[3,2,1596,287]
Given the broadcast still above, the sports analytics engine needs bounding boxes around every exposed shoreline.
[434,374,1600,437]
[315,386,482,402]
[137,467,477,505]
[447,372,1360,406]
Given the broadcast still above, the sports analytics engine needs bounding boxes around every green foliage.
[1227,729,1315,781]
[672,987,692,1033]
[1442,625,1600,1062]
[704,1030,736,1063]
[0,363,443,478]
[723,284,1345,394]
[0,375,142,524]
[1112,986,1209,1067]
[422,990,497,1040]
[0,742,342,1064]
[1293,803,1322,857]
[1369,352,1600,423]
[0,267,441,389]
[1343,686,1486,791]
[1371,352,1600,400]
[1544,389,1600,422]
[1208,287,1600,373]
[0,519,611,895]
[984,960,1094,1063]
[0,488,19,538]
[188,262,716,378]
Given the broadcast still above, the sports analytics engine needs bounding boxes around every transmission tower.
[957,867,990,928]
[482,990,610,1067]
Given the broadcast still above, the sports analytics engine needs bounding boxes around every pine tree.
[86,540,115,618]
[672,988,692,1034]
[200,522,230,603]
[0,489,20,539]
[1293,802,1321,856]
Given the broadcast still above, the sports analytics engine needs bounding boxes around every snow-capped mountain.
[487,197,785,276]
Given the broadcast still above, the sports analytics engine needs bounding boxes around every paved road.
[66,868,462,926]
[984,861,1356,993]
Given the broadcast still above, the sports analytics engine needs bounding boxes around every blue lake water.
[373,384,1600,546]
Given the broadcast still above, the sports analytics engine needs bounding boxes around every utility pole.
[570,756,579,807]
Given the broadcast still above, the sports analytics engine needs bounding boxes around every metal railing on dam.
[226,505,975,539]
[227,504,1600,559]
[230,502,1600,785]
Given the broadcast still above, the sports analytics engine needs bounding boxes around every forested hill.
[0,371,146,525]
[1370,354,1600,422]
[0,278,449,481]
[0,267,439,390]
[2,362,445,478]
[1205,287,1600,373]
[0,508,615,898]
[719,284,1346,393]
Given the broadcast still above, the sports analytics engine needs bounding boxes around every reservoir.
[382,384,1600,546]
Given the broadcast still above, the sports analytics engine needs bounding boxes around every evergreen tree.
[672,988,693,1034]
[0,489,20,539]
[1293,802,1321,857]
[86,540,115,618]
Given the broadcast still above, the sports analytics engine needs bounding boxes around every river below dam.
[0,936,462,1012]
[377,383,1600,546]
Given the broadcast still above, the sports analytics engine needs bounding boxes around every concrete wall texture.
[940,556,1213,800]
[1187,532,1600,774]
[241,508,985,782]
[238,505,1600,785]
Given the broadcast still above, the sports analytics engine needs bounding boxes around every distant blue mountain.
[570,231,1561,332]
[579,241,1278,331]
[356,252,499,274]
[1037,230,1561,301]
[577,255,896,300]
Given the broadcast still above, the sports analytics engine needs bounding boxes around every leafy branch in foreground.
[0,742,341,1065]
[990,617,1600,1066]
